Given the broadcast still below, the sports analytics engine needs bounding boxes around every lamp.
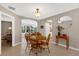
[8,27,12,34]
[35,8,40,17]
[8,27,12,30]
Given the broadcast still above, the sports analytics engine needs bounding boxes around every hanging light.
[8,27,12,30]
[35,8,40,17]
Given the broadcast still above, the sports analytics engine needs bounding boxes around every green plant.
[57,25,64,35]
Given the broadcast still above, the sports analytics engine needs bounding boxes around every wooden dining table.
[29,35,46,48]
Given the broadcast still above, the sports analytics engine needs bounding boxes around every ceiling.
[0,3,79,20]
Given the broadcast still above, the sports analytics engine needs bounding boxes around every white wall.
[38,21,45,35]
[0,5,22,44]
[0,5,37,47]
[14,16,21,44]
[38,8,79,49]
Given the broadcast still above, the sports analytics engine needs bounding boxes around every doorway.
[1,21,12,50]
[0,12,15,54]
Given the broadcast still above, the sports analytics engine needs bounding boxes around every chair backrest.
[36,32,41,36]
[31,32,36,36]
[25,33,31,42]
[36,34,46,41]
[29,36,37,48]
[46,34,51,44]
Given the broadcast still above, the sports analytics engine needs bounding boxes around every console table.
[56,34,69,49]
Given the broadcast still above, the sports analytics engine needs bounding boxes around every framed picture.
[40,25,44,29]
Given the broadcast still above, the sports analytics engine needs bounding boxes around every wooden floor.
[1,38,79,56]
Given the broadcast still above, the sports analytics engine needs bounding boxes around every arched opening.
[57,16,72,35]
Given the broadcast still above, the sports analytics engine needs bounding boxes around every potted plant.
[57,25,64,36]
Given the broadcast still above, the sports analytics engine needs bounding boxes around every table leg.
[56,37,59,45]
[66,39,69,49]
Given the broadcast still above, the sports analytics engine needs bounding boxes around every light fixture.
[35,8,40,17]
[8,27,12,30]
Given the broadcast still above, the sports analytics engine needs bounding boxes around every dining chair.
[29,38,38,55]
[25,33,31,51]
[36,32,42,36]
[40,34,51,54]
[29,34,44,55]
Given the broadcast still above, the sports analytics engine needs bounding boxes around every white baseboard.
[13,42,21,47]
[52,42,79,52]
[12,41,79,52]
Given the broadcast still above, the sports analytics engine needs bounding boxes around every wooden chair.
[29,33,51,55]
[40,34,51,54]
[29,37,38,55]
[29,33,45,55]
[25,33,31,51]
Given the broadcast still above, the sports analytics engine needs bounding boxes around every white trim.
[0,12,1,55]
[1,12,15,47]
[1,12,14,19]
[0,11,15,54]
[14,42,21,46]
[53,42,79,52]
